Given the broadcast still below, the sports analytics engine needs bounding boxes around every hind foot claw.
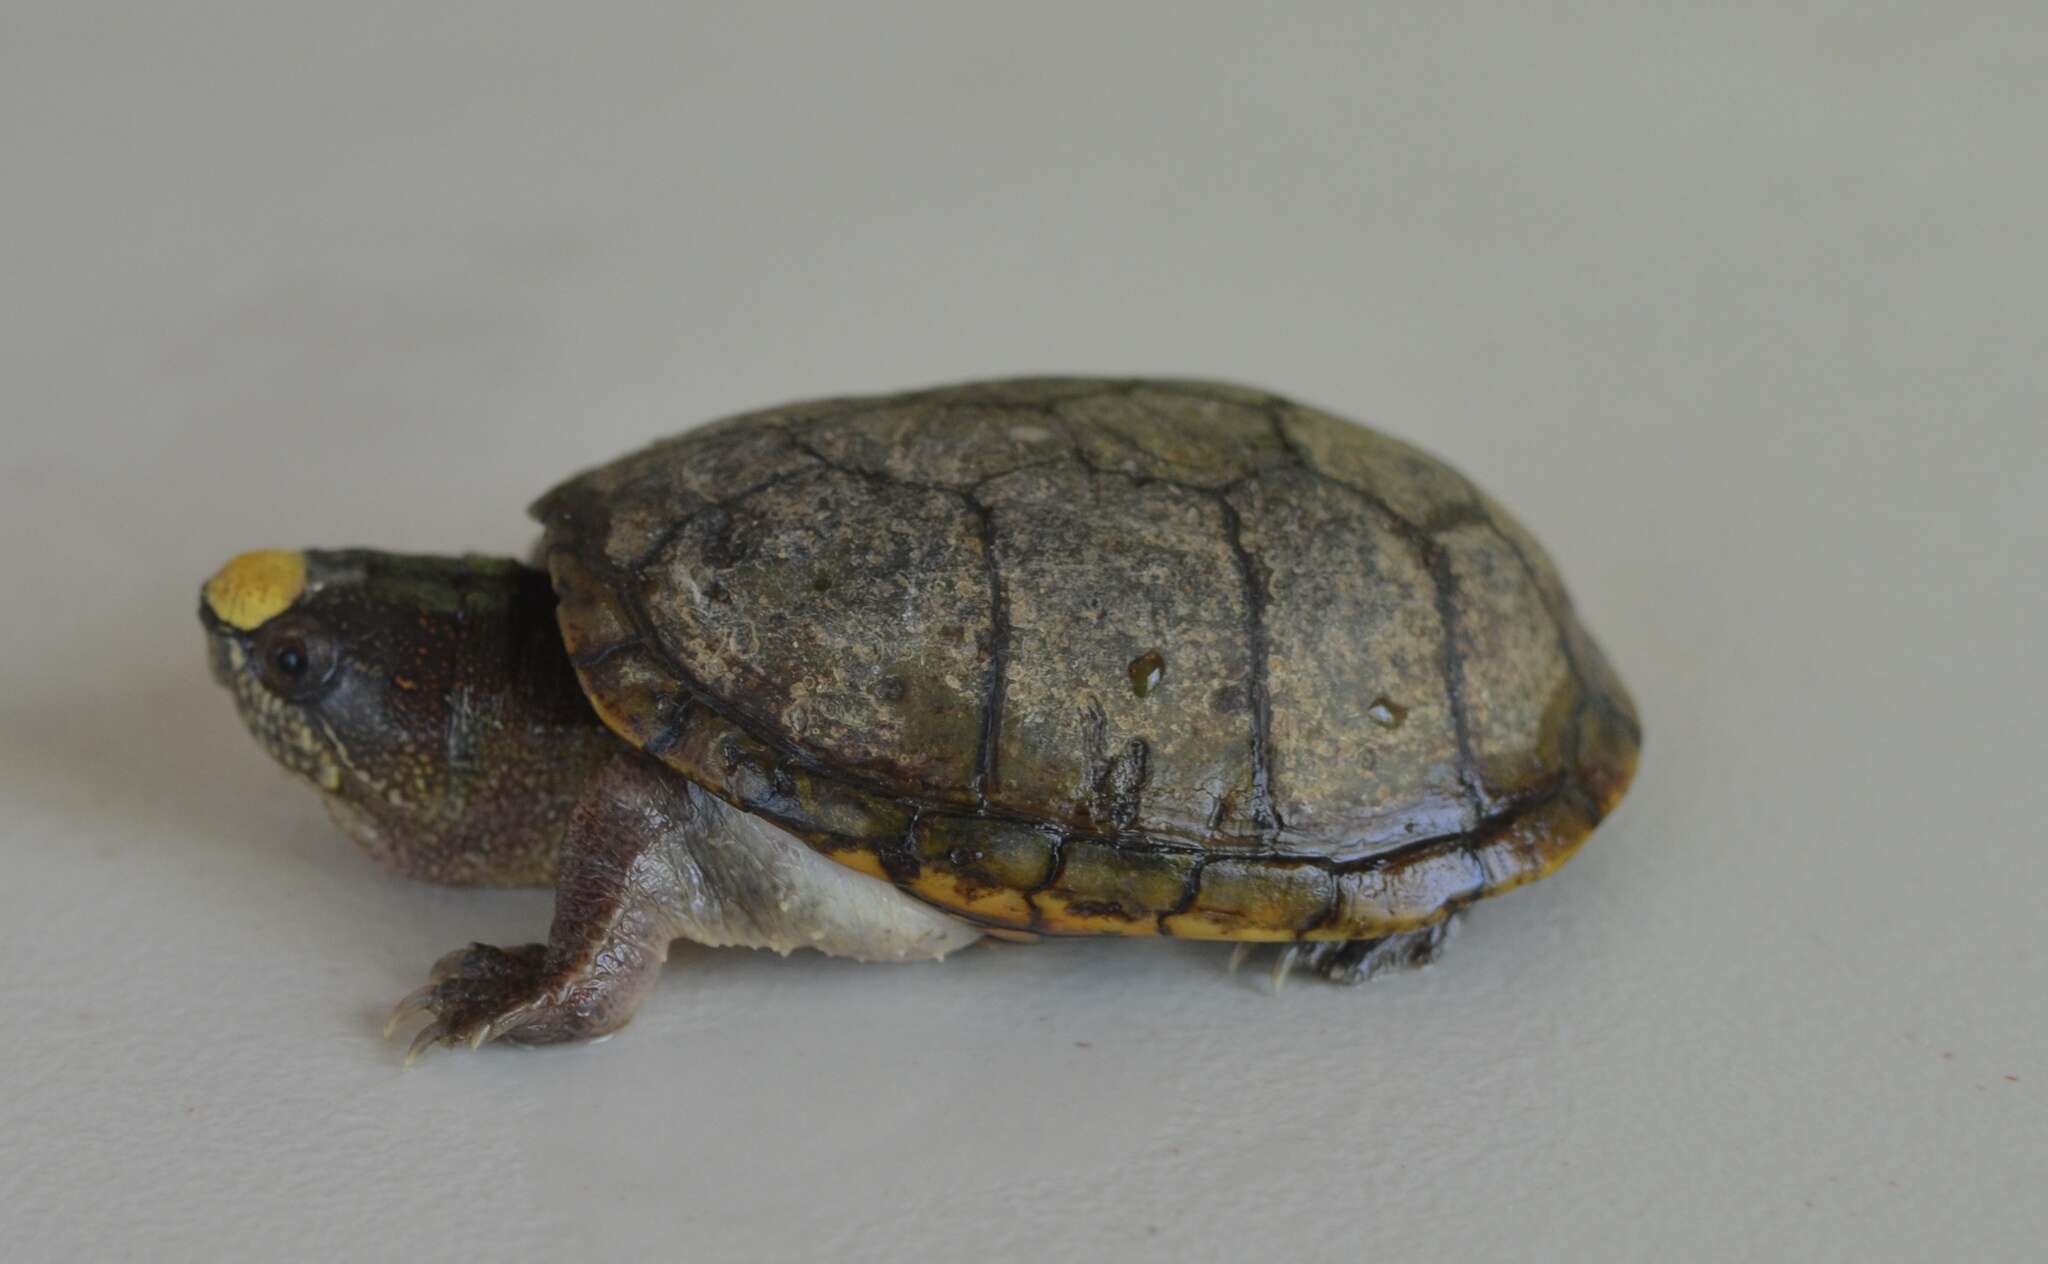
[1301,915,1461,985]
[1227,915,1464,988]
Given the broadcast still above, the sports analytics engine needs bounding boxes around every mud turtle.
[199,377,1639,1059]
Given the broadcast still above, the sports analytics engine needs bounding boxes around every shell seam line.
[1216,496,1282,837]
[969,494,1011,811]
[1259,401,1489,824]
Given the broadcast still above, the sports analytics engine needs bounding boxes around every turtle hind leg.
[1300,914,1462,985]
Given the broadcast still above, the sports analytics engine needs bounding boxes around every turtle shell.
[533,378,1639,942]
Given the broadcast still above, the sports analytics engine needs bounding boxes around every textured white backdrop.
[3,4,2043,1261]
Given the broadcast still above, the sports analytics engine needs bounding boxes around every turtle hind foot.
[1299,915,1461,985]
[1221,917,1460,990]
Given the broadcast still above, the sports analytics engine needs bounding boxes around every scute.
[636,467,990,802]
[535,378,1640,940]
[1226,468,1472,845]
[978,461,1260,840]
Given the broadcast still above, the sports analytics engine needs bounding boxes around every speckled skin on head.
[201,550,618,886]
[203,377,1640,1060]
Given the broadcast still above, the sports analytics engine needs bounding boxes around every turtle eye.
[254,614,338,701]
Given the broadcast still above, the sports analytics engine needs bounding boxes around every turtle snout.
[203,627,237,688]
[198,596,239,687]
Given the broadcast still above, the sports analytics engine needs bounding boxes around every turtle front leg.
[386,753,687,1059]
[387,751,981,1061]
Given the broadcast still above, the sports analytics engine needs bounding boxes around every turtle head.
[199,549,612,885]
[198,549,495,803]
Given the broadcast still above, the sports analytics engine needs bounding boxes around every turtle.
[198,377,1640,1060]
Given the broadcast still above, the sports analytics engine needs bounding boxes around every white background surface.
[4,4,2043,1260]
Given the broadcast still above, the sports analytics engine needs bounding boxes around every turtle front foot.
[381,757,724,1063]
[385,941,629,1063]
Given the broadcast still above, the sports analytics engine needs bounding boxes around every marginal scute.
[1333,846,1488,937]
[820,846,891,882]
[1163,859,1335,941]
[549,551,637,659]
[672,707,915,844]
[911,815,1058,891]
[554,567,918,848]
[535,378,1640,941]
[559,638,674,749]
[908,870,1036,930]
[1572,691,1640,817]
[1468,791,1599,898]
[1033,840,1195,933]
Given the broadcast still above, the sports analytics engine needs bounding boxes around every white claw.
[384,985,438,1040]
[1227,942,1254,975]
[1270,945,1301,992]
[403,1019,450,1067]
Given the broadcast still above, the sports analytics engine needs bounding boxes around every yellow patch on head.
[204,550,307,630]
